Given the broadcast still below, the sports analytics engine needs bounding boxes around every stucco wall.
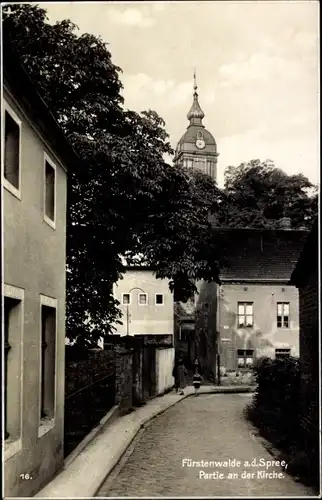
[113,270,174,336]
[155,347,175,394]
[218,283,299,371]
[4,90,67,496]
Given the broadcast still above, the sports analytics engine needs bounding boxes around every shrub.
[246,356,319,492]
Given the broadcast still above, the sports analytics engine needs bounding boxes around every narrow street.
[97,393,314,497]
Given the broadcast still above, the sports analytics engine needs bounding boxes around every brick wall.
[298,270,319,445]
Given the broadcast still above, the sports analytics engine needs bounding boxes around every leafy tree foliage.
[213,159,318,230]
[2,4,222,343]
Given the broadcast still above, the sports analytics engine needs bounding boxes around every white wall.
[113,269,174,336]
[156,347,175,394]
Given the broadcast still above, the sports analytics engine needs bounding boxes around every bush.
[250,356,300,436]
[246,356,319,492]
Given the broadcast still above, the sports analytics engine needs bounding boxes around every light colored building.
[113,266,174,339]
[3,42,78,497]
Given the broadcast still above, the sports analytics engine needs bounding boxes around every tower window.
[197,130,203,139]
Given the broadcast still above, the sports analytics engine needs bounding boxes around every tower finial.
[193,68,197,92]
[187,68,205,125]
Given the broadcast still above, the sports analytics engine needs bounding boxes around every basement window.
[237,349,254,369]
[275,348,291,359]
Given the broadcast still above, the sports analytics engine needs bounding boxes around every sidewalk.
[35,385,254,498]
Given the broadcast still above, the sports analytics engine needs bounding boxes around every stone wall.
[115,346,133,409]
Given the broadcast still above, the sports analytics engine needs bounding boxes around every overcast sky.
[44,1,319,187]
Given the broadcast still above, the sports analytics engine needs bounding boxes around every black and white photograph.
[2,1,320,498]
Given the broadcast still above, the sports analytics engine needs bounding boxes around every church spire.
[187,68,205,126]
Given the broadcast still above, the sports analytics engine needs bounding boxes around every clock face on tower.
[196,138,205,149]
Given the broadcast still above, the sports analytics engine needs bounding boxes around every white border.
[138,292,148,305]
[3,283,24,461]
[38,294,58,438]
[43,152,57,230]
[155,293,164,306]
[122,292,131,305]
[2,99,22,200]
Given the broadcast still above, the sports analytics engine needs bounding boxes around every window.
[40,299,57,424]
[138,293,147,305]
[194,158,206,171]
[277,302,289,328]
[237,302,253,327]
[275,348,291,359]
[122,293,130,305]
[3,284,24,458]
[155,294,164,305]
[4,108,21,196]
[44,157,56,226]
[237,349,254,369]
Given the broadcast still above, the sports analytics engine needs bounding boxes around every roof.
[290,218,318,287]
[3,34,79,172]
[213,227,309,282]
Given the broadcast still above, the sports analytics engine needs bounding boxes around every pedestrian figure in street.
[193,357,202,375]
[192,366,203,396]
[172,357,187,395]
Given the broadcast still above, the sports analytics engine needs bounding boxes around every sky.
[43,1,319,188]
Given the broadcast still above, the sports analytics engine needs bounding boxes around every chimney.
[278,217,291,230]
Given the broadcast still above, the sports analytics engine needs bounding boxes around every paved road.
[97,394,314,497]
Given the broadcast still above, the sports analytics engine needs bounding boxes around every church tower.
[173,72,219,182]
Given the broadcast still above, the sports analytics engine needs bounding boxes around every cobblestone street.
[97,394,314,497]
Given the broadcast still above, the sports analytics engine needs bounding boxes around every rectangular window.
[155,294,164,305]
[40,303,56,421]
[44,157,56,225]
[275,348,291,359]
[3,284,24,454]
[237,349,254,369]
[277,302,289,328]
[138,293,147,305]
[237,302,254,327]
[122,293,130,305]
[4,108,21,195]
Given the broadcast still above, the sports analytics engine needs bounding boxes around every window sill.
[44,214,56,230]
[3,178,21,200]
[38,417,55,438]
[4,437,22,461]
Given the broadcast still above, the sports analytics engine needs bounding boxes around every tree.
[3,4,223,343]
[213,159,318,230]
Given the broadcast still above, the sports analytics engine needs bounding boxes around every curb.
[64,405,120,468]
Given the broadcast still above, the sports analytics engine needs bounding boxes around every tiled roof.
[214,228,309,282]
[290,218,318,286]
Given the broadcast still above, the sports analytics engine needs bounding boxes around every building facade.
[3,42,78,497]
[112,267,174,341]
[174,225,308,378]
